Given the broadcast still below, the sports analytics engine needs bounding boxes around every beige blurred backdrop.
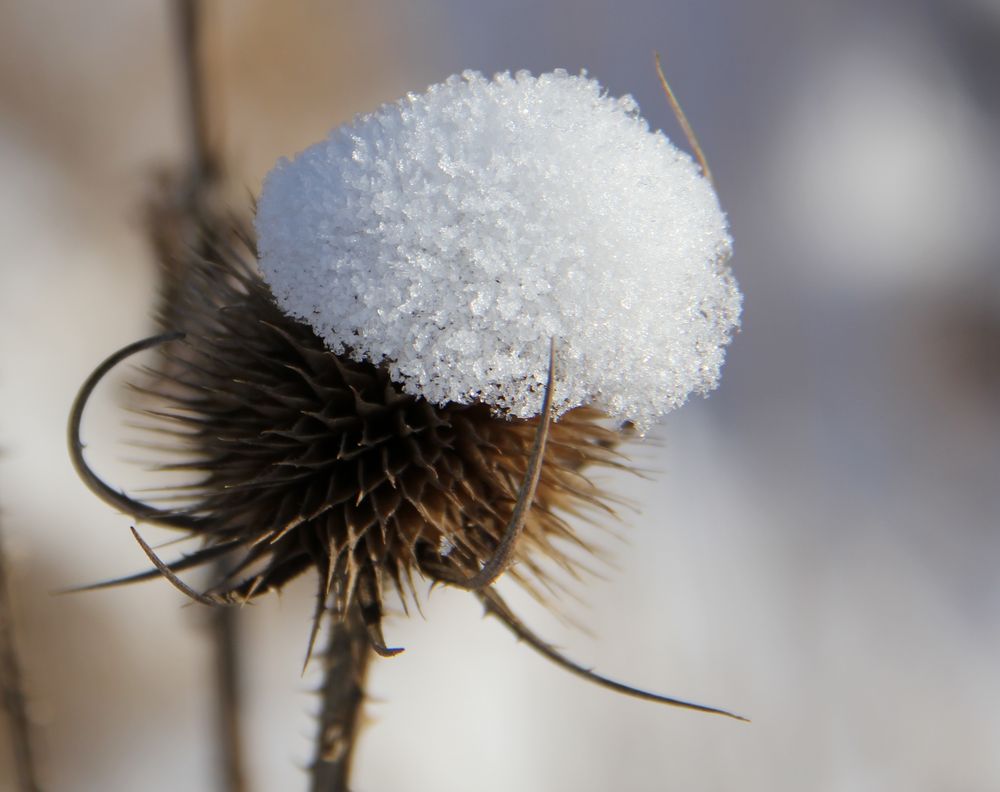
[2,1,999,790]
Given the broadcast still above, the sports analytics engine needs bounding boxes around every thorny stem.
[0,517,43,792]
[310,606,373,792]
[172,3,246,791]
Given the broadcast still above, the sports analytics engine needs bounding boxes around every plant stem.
[0,519,42,792]
[176,0,217,200]
[208,603,246,792]
[310,606,373,792]
[172,3,245,791]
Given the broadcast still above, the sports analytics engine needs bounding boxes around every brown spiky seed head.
[137,220,626,642]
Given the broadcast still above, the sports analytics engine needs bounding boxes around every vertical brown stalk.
[172,3,246,791]
[0,517,42,792]
[176,0,217,204]
[310,606,373,792]
[208,603,246,792]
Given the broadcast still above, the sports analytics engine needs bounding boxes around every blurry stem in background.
[310,606,373,792]
[0,515,43,792]
[177,0,218,208]
[209,604,245,792]
[172,3,246,792]
[173,2,377,788]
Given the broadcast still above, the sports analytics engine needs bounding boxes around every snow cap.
[256,69,740,432]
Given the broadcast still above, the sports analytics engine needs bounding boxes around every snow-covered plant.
[70,67,743,788]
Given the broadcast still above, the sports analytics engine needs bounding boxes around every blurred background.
[1,0,999,790]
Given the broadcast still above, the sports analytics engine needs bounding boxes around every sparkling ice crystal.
[256,69,740,432]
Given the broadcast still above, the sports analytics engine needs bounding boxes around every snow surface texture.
[256,70,740,431]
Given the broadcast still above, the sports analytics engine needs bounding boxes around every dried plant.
[67,8,744,789]
[0,514,42,792]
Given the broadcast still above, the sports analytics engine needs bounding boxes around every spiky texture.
[135,217,626,646]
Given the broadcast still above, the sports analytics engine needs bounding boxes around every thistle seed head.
[73,219,625,655]
[69,67,746,719]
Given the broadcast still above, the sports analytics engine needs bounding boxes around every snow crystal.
[256,69,740,431]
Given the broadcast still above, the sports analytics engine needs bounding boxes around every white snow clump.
[256,69,740,432]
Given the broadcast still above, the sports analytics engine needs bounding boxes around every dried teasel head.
[69,69,743,719]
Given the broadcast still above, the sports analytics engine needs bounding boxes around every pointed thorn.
[302,575,329,675]
[479,587,748,722]
[68,331,207,530]
[654,52,715,187]
[56,539,243,596]
[130,526,219,606]
[451,338,557,590]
